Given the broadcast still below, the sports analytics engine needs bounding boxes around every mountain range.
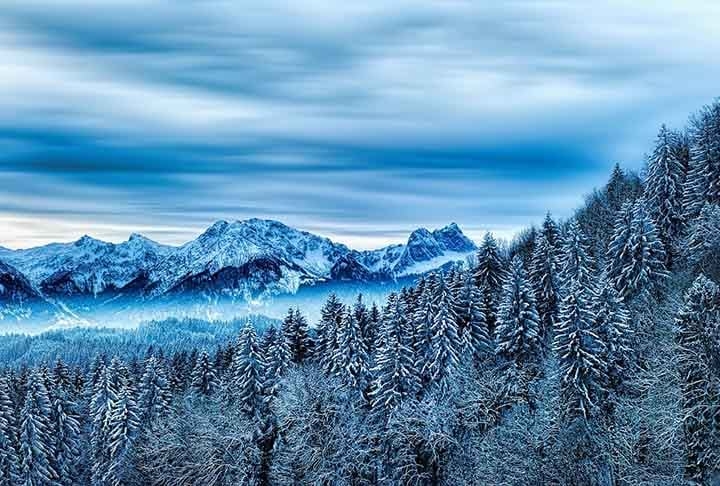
[0,219,476,327]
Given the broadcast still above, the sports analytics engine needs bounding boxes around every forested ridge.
[3,100,720,485]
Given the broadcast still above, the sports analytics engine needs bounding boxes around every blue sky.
[1,1,719,249]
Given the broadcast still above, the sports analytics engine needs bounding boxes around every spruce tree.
[334,307,370,392]
[370,293,421,410]
[422,274,463,389]
[683,101,720,221]
[51,371,82,486]
[645,124,687,261]
[460,274,492,359]
[496,256,542,368]
[105,383,140,486]
[529,231,560,340]
[593,275,632,394]
[19,371,58,486]
[282,308,311,365]
[315,294,344,373]
[0,376,20,486]
[264,325,293,399]
[608,202,668,301]
[190,350,219,397]
[473,232,507,335]
[554,278,608,422]
[561,220,595,293]
[89,362,116,486]
[138,356,172,425]
[231,323,266,417]
[676,275,720,482]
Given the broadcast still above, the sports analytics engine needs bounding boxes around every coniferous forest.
[3,100,720,485]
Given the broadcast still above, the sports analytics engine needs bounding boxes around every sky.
[1,1,720,250]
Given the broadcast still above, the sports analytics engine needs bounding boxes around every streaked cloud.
[1,0,719,249]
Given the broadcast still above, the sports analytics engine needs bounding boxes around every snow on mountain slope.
[145,219,350,296]
[358,222,476,276]
[0,233,172,296]
[0,258,58,323]
[0,219,477,308]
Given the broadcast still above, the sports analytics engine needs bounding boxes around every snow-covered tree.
[105,383,140,486]
[554,278,608,422]
[608,202,668,301]
[315,294,344,373]
[473,232,507,335]
[371,293,421,410]
[561,220,595,292]
[645,124,687,260]
[190,350,220,396]
[496,256,542,368]
[676,274,720,482]
[683,101,720,221]
[19,371,58,486]
[334,308,370,392]
[459,274,492,359]
[138,356,172,425]
[686,203,720,280]
[0,376,20,486]
[529,231,560,340]
[231,323,266,417]
[422,274,463,390]
[264,326,293,399]
[282,308,311,365]
[353,294,376,355]
[593,275,632,394]
[51,371,82,486]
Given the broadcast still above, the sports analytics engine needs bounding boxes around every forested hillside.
[2,99,720,485]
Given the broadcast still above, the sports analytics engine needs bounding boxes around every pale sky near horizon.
[1,1,719,250]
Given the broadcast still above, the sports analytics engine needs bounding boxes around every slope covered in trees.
[3,99,720,484]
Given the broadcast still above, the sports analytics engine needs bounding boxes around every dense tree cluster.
[3,99,720,484]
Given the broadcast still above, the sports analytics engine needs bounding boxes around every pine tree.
[264,325,293,399]
[51,369,82,486]
[496,256,542,367]
[370,293,421,410]
[460,274,492,358]
[593,275,632,395]
[231,323,266,417]
[315,294,344,373]
[138,356,172,425]
[561,220,595,293]
[529,231,560,340]
[422,274,463,389]
[473,232,507,335]
[190,350,219,396]
[19,371,58,486]
[90,359,122,486]
[105,383,140,486]
[683,101,720,221]
[645,124,687,261]
[334,307,370,392]
[282,308,311,365]
[676,275,720,482]
[353,294,377,358]
[0,376,20,486]
[608,202,668,301]
[554,278,608,422]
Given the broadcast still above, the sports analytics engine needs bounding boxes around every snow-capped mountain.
[0,258,58,323]
[0,219,477,326]
[0,233,172,297]
[357,222,476,276]
[145,219,350,297]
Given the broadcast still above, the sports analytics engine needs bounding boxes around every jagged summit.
[0,219,477,322]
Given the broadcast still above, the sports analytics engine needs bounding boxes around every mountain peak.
[432,222,475,252]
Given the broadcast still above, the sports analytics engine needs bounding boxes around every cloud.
[0,0,719,248]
